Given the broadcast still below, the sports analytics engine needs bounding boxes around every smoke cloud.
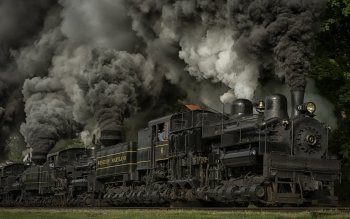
[126,0,326,101]
[20,77,76,158]
[0,0,57,159]
[228,0,327,90]
[0,0,328,161]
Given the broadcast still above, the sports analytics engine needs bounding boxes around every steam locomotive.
[0,89,341,207]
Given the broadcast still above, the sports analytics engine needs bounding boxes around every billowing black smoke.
[0,0,328,161]
[81,49,160,145]
[0,0,58,159]
[20,77,77,163]
[125,0,327,102]
[85,50,145,130]
[228,0,327,91]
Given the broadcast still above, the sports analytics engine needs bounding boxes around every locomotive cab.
[150,116,171,163]
[136,115,171,183]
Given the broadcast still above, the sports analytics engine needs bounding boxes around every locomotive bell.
[264,94,289,121]
[231,99,253,117]
[256,100,265,113]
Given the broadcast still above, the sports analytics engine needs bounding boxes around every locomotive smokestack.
[99,113,123,147]
[291,88,305,119]
[99,126,123,147]
[97,108,124,147]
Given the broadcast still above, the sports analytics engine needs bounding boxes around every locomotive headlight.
[306,102,316,114]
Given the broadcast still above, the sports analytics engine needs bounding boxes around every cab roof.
[148,115,172,126]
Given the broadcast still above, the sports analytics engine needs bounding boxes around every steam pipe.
[290,88,305,119]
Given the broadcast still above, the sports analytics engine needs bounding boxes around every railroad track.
[1,206,350,212]
[102,207,350,212]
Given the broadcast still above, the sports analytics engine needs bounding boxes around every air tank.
[231,99,253,117]
[264,94,288,121]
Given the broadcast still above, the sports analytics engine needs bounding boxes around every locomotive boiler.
[0,89,341,207]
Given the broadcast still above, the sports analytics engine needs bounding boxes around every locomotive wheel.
[53,196,58,207]
[84,195,93,207]
[53,195,66,207]
[28,197,35,207]
[23,194,29,207]
[14,195,22,206]
[61,194,68,207]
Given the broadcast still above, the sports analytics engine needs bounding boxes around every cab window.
[152,122,169,144]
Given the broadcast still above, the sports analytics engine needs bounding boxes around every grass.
[0,208,349,219]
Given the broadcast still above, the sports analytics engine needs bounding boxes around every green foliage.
[311,0,350,188]
[336,0,350,16]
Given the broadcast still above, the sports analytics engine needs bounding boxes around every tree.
[310,0,350,202]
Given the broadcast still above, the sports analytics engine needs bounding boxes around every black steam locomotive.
[0,90,341,207]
